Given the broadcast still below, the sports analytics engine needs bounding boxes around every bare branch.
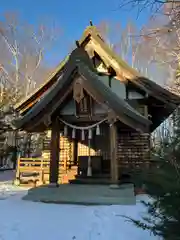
[0,12,60,103]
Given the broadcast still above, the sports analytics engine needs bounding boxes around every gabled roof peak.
[82,25,104,42]
[14,23,180,120]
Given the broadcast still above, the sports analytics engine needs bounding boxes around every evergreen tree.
[130,107,180,239]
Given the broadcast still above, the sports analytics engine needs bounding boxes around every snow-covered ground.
[0,171,158,240]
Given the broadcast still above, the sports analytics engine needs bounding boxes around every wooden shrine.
[12,23,180,186]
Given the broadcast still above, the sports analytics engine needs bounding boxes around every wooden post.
[49,117,60,186]
[39,157,44,185]
[109,122,119,186]
[14,154,20,186]
[73,139,78,165]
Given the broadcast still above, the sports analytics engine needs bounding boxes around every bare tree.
[97,21,143,68]
[0,12,61,168]
[97,20,167,82]
[119,0,180,19]
[0,12,60,106]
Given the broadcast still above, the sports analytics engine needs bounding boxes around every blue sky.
[0,0,153,67]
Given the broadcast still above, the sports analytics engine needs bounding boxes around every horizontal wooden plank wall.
[117,130,150,173]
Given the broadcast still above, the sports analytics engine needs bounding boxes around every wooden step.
[69,178,115,185]
[75,174,110,179]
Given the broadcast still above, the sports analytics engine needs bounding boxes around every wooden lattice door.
[59,135,73,171]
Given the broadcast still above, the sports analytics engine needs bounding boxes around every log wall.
[117,129,150,173]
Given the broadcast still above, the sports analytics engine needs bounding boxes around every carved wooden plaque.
[73,78,84,103]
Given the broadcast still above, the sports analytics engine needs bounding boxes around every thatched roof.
[15,25,180,114]
[13,47,151,133]
[13,24,180,133]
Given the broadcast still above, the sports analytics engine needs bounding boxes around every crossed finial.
[75,40,80,48]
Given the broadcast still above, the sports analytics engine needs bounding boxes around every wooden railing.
[14,156,75,186]
[15,157,43,185]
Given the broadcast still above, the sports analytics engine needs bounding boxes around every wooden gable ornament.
[73,78,84,103]
[107,110,117,125]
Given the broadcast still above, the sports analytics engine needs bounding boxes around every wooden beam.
[109,122,119,184]
[60,114,107,123]
[49,117,60,186]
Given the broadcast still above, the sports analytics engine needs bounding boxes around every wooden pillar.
[73,139,78,165]
[109,122,119,185]
[49,117,60,186]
